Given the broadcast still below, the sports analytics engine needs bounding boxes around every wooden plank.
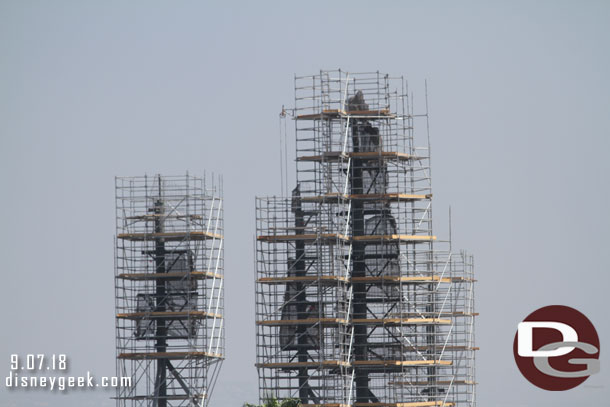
[118,351,222,360]
[388,380,476,386]
[307,405,349,407]
[300,193,348,202]
[257,234,434,243]
[443,276,476,283]
[397,346,479,352]
[352,234,436,243]
[342,109,393,117]
[389,312,479,318]
[116,311,221,320]
[257,233,349,242]
[300,193,431,203]
[351,276,451,284]
[256,275,468,285]
[355,402,453,407]
[116,394,206,401]
[117,231,222,241]
[296,151,420,162]
[296,108,394,120]
[256,318,347,326]
[349,193,431,201]
[352,318,451,325]
[125,214,203,221]
[255,274,471,288]
[256,360,349,369]
[352,360,452,367]
[350,151,416,160]
[118,271,222,281]
[296,152,347,162]
[257,276,348,284]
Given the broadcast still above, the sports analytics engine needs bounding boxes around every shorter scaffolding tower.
[255,71,476,407]
[115,174,224,407]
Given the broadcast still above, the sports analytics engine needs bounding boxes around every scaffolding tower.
[115,173,224,407]
[255,71,476,407]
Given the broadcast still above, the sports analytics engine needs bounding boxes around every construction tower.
[115,173,224,407]
[255,70,476,407]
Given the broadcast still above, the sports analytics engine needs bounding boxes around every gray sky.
[1,1,609,406]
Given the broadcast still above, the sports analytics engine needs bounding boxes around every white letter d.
[518,321,578,357]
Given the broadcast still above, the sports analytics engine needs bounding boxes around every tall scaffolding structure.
[255,71,476,407]
[115,173,224,407]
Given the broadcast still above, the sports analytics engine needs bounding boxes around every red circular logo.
[513,305,600,391]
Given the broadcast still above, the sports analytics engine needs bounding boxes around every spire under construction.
[115,173,224,407]
[255,70,476,407]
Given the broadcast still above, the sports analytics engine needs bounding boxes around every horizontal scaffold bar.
[257,234,435,243]
[304,404,349,407]
[300,193,431,203]
[296,151,421,162]
[256,317,456,327]
[125,214,204,221]
[295,108,395,120]
[257,276,348,284]
[354,402,454,407]
[388,380,477,386]
[117,271,222,281]
[350,276,451,284]
[116,311,222,320]
[256,317,347,326]
[352,360,452,367]
[256,276,473,285]
[117,231,222,241]
[391,313,479,319]
[388,312,479,318]
[118,351,223,360]
[351,318,451,325]
[115,394,206,401]
[257,233,348,242]
[256,359,452,370]
[352,235,436,242]
[380,345,479,352]
[255,360,349,369]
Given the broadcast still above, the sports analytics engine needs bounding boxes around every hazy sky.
[1,1,609,406]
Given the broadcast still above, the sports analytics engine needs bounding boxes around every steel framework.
[115,173,224,407]
[255,71,476,407]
